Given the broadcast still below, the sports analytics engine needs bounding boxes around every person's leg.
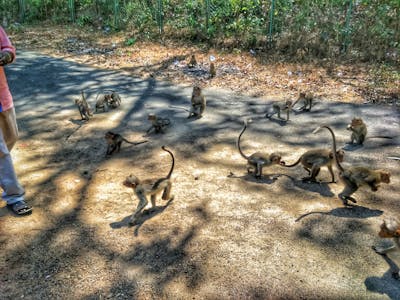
[0,108,31,214]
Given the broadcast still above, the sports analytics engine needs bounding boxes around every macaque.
[95,94,111,112]
[346,117,393,145]
[283,148,344,183]
[146,113,171,135]
[123,146,175,226]
[237,121,285,178]
[293,91,313,111]
[108,91,122,108]
[75,90,93,120]
[313,125,391,205]
[347,117,367,145]
[188,54,197,68]
[266,100,293,121]
[210,62,216,78]
[373,218,400,279]
[188,86,206,118]
[105,131,148,156]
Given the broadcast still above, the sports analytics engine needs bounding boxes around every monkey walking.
[75,90,93,120]
[266,100,293,121]
[292,92,313,111]
[188,86,206,119]
[282,148,345,183]
[373,218,400,279]
[146,113,171,135]
[105,131,148,156]
[123,146,175,226]
[313,125,391,206]
[346,117,393,145]
[238,121,285,178]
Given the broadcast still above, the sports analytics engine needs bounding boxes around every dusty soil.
[0,25,400,299]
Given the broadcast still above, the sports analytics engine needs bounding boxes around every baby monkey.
[293,91,313,111]
[314,125,390,206]
[188,86,206,118]
[266,100,293,121]
[123,146,175,226]
[238,121,285,178]
[108,91,122,108]
[146,113,171,135]
[95,94,111,112]
[75,90,93,120]
[105,131,148,156]
[283,148,344,183]
[209,62,216,78]
[188,54,197,68]
[373,218,400,279]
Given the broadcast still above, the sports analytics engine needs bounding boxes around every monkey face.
[193,86,201,96]
[123,175,140,188]
[380,171,391,184]
[336,150,345,163]
[351,117,364,127]
[148,114,157,121]
[270,153,282,164]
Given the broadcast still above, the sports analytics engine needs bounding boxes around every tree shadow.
[227,171,281,185]
[365,254,400,300]
[296,205,383,222]
[109,198,174,237]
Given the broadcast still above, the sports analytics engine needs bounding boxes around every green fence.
[8,0,400,61]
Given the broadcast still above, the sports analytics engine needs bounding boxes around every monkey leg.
[129,193,148,225]
[373,244,396,255]
[286,109,290,121]
[302,166,311,175]
[327,165,336,183]
[338,177,358,205]
[161,181,172,200]
[255,163,262,178]
[302,166,320,182]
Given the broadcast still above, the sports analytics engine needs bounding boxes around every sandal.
[7,201,33,216]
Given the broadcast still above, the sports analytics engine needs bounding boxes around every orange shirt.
[0,26,16,112]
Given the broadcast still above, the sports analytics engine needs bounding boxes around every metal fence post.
[205,0,210,31]
[68,0,76,23]
[114,0,120,29]
[342,0,353,53]
[18,0,25,22]
[157,0,164,35]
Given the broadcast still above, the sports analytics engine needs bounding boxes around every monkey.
[123,146,175,226]
[346,117,393,145]
[105,131,148,156]
[373,218,400,279]
[292,91,313,111]
[75,90,93,120]
[95,94,111,112]
[282,148,345,183]
[188,54,197,68]
[209,62,216,78]
[313,125,391,206]
[146,113,171,135]
[266,100,293,121]
[107,91,122,108]
[237,121,285,178]
[188,86,206,118]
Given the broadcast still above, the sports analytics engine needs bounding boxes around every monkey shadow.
[227,172,280,185]
[365,254,400,300]
[279,174,335,197]
[186,115,203,122]
[265,115,288,126]
[342,143,363,151]
[109,198,174,237]
[68,118,88,125]
[295,205,383,222]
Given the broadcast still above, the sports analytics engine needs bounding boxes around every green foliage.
[4,0,399,62]
[124,37,136,46]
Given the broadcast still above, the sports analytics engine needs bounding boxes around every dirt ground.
[0,26,400,299]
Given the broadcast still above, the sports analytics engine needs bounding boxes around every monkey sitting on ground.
[209,62,216,78]
[292,91,313,111]
[346,117,393,145]
[107,91,122,108]
[313,125,391,206]
[188,54,197,68]
[188,86,206,118]
[238,121,285,178]
[266,100,293,121]
[373,218,400,279]
[95,94,111,112]
[105,131,148,156]
[282,148,345,183]
[146,113,171,135]
[75,90,93,120]
[123,146,175,226]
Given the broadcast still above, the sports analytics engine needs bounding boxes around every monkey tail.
[282,156,302,168]
[313,125,344,172]
[162,146,175,179]
[237,122,249,160]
